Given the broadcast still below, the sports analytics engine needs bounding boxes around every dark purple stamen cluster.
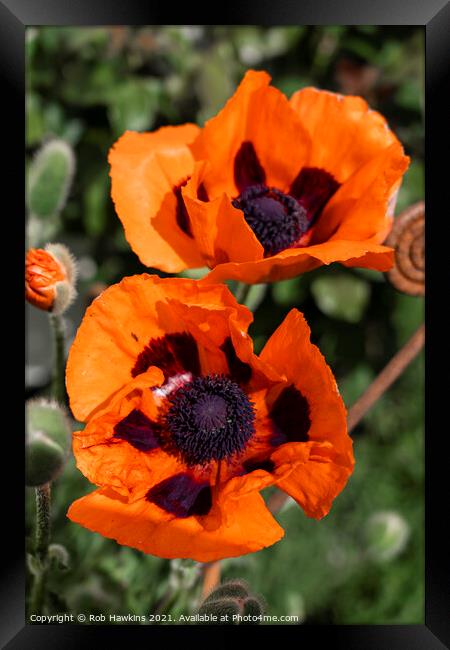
[165,374,256,466]
[232,184,309,257]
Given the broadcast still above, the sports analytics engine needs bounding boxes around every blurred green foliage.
[26,26,424,625]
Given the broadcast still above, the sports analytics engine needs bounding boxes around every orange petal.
[71,372,181,501]
[67,486,284,561]
[205,238,394,284]
[260,310,349,450]
[312,141,410,245]
[259,309,354,517]
[271,440,353,519]
[189,70,311,197]
[290,88,404,183]
[183,168,264,267]
[109,125,204,272]
[66,274,253,422]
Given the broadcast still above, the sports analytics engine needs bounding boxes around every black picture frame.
[7,1,449,647]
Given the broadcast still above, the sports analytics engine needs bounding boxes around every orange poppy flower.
[66,274,353,561]
[25,244,77,313]
[109,70,409,284]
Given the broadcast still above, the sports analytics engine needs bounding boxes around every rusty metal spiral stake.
[385,201,425,296]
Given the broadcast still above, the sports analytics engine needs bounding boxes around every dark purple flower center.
[165,374,255,466]
[232,184,309,257]
[232,141,341,256]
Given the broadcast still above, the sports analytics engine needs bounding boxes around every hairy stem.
[29,483,51,616]
[49,314,66,403]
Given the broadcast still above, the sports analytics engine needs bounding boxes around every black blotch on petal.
[131,332,201,382]
[197,183,209,202]
[220,336,252,385]
[234,141,266,193]
[146,473,212,518]
[113,409,161,451]
[243,458,275,474]
[174,178,192,237]
[289,167,340,223]
[270,385,311,443]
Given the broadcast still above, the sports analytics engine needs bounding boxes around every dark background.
[25,25,424,624]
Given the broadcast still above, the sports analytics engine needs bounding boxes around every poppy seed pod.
[25,243,78,314]
[26,399,71,487]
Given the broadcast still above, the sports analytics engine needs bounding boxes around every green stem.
[29,483,51,616]
[49,314,66,403]
[234,282,251,305]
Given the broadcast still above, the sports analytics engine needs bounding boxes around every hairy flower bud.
[198,579,266,625]
[25,243,77,314]
[26,399,71,487]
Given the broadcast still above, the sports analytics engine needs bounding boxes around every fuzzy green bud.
[365,510,411,562]
[27,139,75,219]
[25,399,71,487]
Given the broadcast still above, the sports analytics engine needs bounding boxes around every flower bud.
[27,138,75,220]
[48,543,70,571]
[198,579,266,625]
[365,510,411,562]
[25,243,77,314]
[25,399,71,486]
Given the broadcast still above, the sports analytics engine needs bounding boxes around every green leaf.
[108,78,161,135]
[272,277,306,306]
[26,94,45,146]
[339,364,375,407]
[195,45,236,124]
[27,139,76,218]
[83,170,109,237]
[311,273,371,323]
[395,160,424,214]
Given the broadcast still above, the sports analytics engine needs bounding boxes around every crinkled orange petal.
[260,309,350,452]
[71,370,182,501]
[270,441,353,519]
[205,238,394,284]
[189,70,311,197]
[73,437,180,503]
[259,309,354,517]
[109,125,203,272]
[290,87,404,183]
[66,275,253,422]
[312,141,410,245]
[67,486,284,561]
[182,165,264,267]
